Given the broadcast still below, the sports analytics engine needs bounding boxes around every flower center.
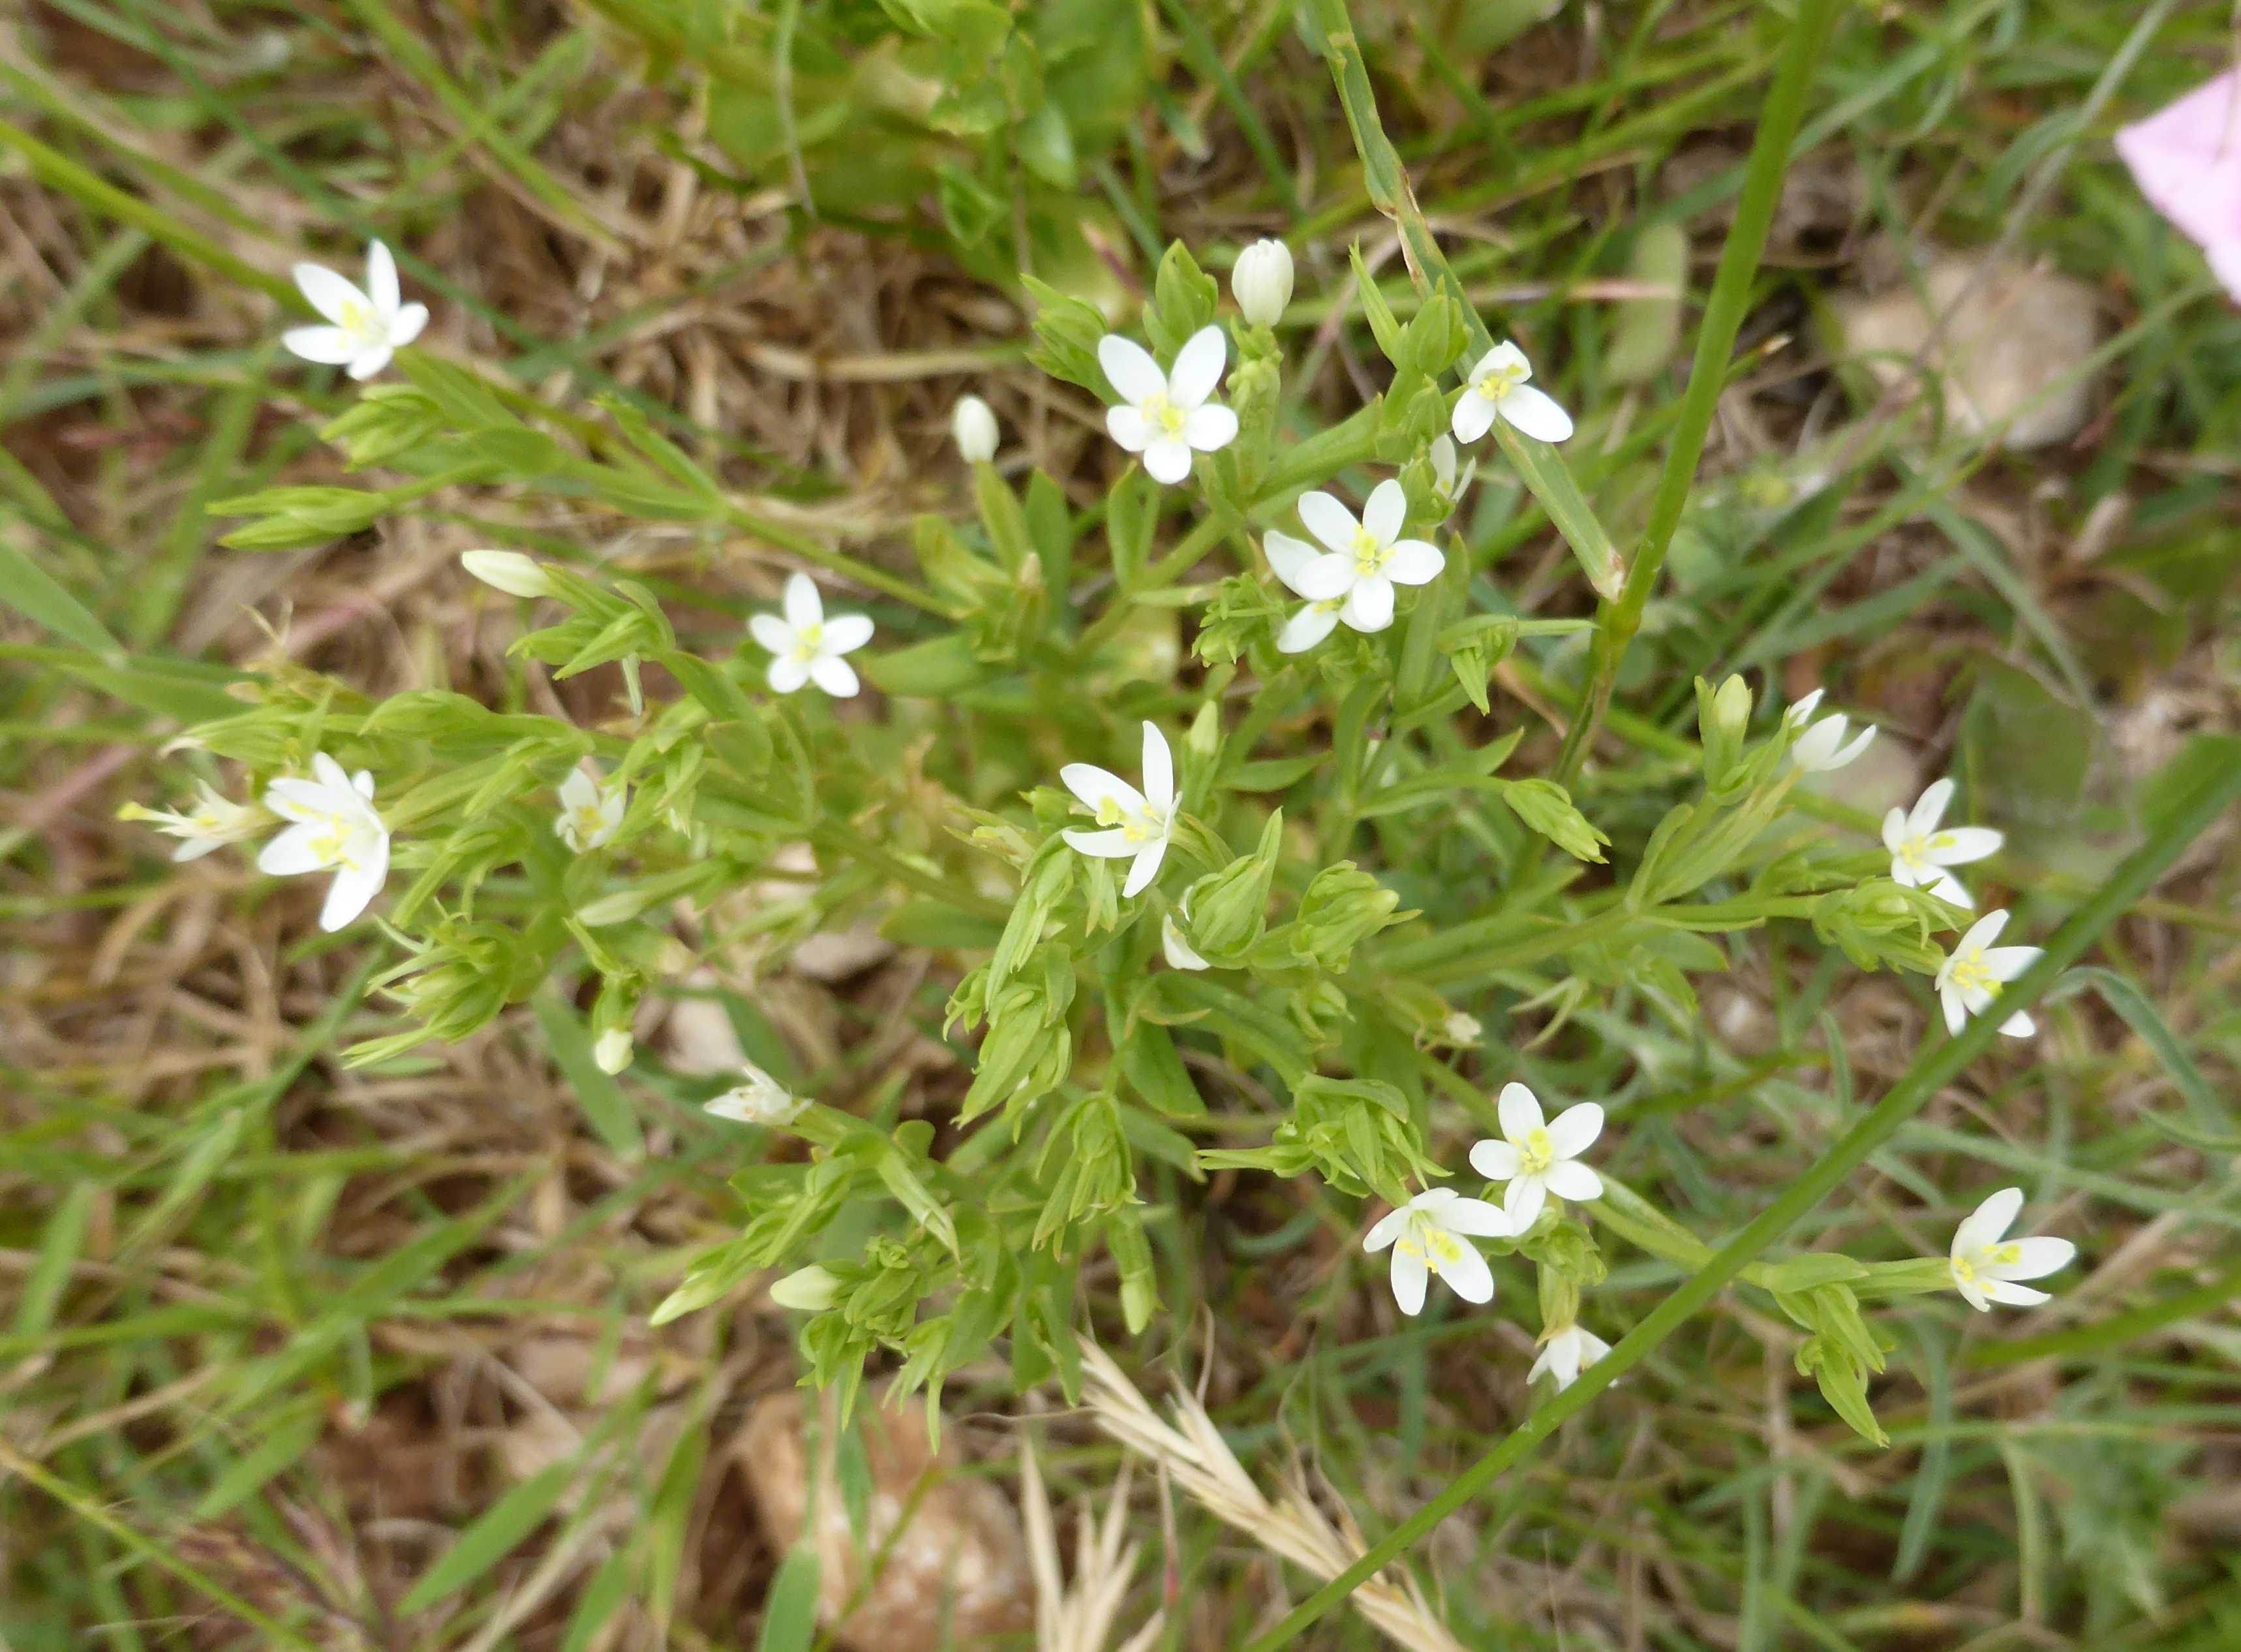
[309,812,361,870]
[337,297,376,339]
[790,622,823,662]
[572,804,607,838]
[1094,797,1163,843]
[1951,1255,1978,1284]
[1897,835,1929,870]
[1476,363,1525,401]
[1142,392,1188,437]
[1350,528,1388,577]
[1949,949,1995,995]
[1992,1242,2022,1267]
[1519,1126,1555,1176]
[1398,1217,1466,1274]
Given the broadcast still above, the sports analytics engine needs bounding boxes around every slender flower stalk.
[282,240,428,380]
[1884,779,2002,906]
[1061,722,1178,898]
[1098,328,1238,484]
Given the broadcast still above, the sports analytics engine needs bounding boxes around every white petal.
[1062,828,1138,858]
[1911,778,1955,836]
[1265,533,1348,600]
[1183,403,1238,453]
[282,325,361,365]
[1545,1101,1604,1158]
[1927,870,1973,907]
[292,262,367,326]
[1998,1008,2036,1038]
[1786,688,1825,726]
[319,837,386,930]
[1166,326,1227,410]
[558,770,598,812]
[1544,1161,1604,1203]
[352,770,374,800]
[1363,1207,1410,1252]
[1060,763,1142,815]
[1469,1138,1522,1181]
[783,572,823,632]
[1106,405,1151,453]
[1882,806,1910,854]
[1472,341,1530,384]
[1390,1249,1429,1317]
[1381,540,1443,585]
[256,823,329,876]
[1504,1175,1548,1232]
[1277,605,1339,654]
[808,654,860,697]
[1983,945,2041,982]
[820,614,874,654]
[1296,491,1360,555]
[1497,383,1574,444]
[1435,1197,1512,1238]
[1498,1081,1544,1142]
[767,656,811,694]
[1142,438,1193,485]
[1450,393,1495,444]
[1527,1343,1557,1386]
[1162,915,1209,971]
[1996,1237,2075,1281]
[1979,1279,2050,1308]
[1930,827,2003,866]
[365,240,399,314]
[1139,722,1173,813]
[388,302,429,348]
[344,344,393,380]
[1121,840,1167,898]
[1362,479,1407,545]
[1097,334,1167,406]
[1825,725,1877,769]
[1438,1242,1494,1305]
[1958,910,2011,953]
[1954,1272,1993,1313]
[1338,574,1394,632]
[748,614,795,655]
[1955,1187,2024,1255]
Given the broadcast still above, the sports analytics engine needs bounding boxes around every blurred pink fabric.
[2114,69,2241,300]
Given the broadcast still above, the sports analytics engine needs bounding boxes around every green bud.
[1289,863,1401,971]
[1184,810,1281,955]
[769,1264,840,1311]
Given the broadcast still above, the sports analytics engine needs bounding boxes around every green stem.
[1243,743,2241,1652]
[1553,0,1840,783]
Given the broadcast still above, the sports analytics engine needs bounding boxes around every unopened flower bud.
[1231,239,1294,327]
[951,394,999,463]
[1711,674,1752,741]
[769,1264,838,1311]
[705,1061,806,1127]
[461,549,555,599]
[593,1028,634,1075]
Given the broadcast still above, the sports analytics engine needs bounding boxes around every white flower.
[1883,779,2002,907]
[1061,721,1177,898]
[1362,1187,1512,1316]
[1428,435,1476,506]
[282,240,428,380]
[1947,1187,2075,1311]
[1468,1082,1605,1232]
[749,573,874,697]
[1161,898,1208,970]
[1784,688,1877,773]
[255,753,390,932]
[121,781,265,862]
[1262,478,1442,650]
[1098,327,1238,485]
[1528,1322,1613,1391]
[555,765,626,853]
[461,549,555,599]
[769,1264,839,1311]
[952,394,999,463]
[1935,909,2042,1037]
[1451,340,1574,445]
[705,1062,806,1126]
[1232,239,1294,326]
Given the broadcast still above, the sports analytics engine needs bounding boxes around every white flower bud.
[769,1264,838,1311]
[1711,674,1752,741]
[951,394,999,463]
[1231,239,1294,327]
[705,1062,806,1127]
[461,549,555,599]
[593,1028,634,1075]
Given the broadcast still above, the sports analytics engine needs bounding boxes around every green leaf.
[533,990,645,1158]
[397,1460,579,1614]
[1491,422,1624,600]
[1605,222,1689,385]
[0,530,120,654]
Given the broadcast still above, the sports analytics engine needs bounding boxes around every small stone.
[1833,252,2100,450]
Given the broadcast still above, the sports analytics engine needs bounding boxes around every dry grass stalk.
[1076,1341,1471,1652]
[1019,1436,1165,1652]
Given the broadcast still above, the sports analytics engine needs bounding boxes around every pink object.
[2115,69,2241,300]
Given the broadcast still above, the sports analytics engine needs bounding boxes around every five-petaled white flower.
[282,240,428,380]
[705,1061,806,1126]
[1451,341,1574,446]
[256,753,390,931]
[1529,1322,1613,1391]
[1161,897,1208,971]
[1263,479,1442,651]
[750,573,874,698]
[1428,435,1476,506]
[1469,1082,1605,1232]
[122,781,265,862]
[1784,688,1877,773]
[1362,1187,1512,1316]
[1948,1187,2075,1311]
[1061,722,1177,898]
[555,764,626,853]
[1935,908,2041,1037]
[1098,327,1238,485]
[1884,779,2002,907]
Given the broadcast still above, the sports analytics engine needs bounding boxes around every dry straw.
[1076,1340,1471,1652]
